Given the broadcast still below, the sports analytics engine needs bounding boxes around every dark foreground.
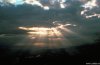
[0,39,100,65]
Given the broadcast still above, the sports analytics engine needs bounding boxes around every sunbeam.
[18,22,76,48]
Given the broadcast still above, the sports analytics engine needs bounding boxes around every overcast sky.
[0,0,100,52]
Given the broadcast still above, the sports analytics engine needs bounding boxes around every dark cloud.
[0,1,100,55]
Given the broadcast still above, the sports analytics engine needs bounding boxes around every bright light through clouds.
[19,27,62,37]
[18,26,64,48]
[18,21,77,48]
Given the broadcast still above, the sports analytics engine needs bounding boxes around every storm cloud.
[0,0,100,54]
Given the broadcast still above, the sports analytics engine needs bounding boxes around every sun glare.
[18,27,62,37]
[18,22,76,48]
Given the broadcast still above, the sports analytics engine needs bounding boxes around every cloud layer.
[0,0,67,10]
[0,0,100,53]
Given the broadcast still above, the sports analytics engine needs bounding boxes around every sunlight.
[18,27,63,37]
[18,22,76,48]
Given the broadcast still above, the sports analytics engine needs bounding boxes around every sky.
[0,0,67,10]
[0,0,100,54]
